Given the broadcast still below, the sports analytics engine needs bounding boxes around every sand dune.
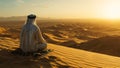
[0,37,120,68]
[0,27,7,33]
[1,21,120,68]
[79,36,120,57]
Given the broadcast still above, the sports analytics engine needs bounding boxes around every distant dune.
[1,20,120,67]
[79,36,120,57]
[0,27,7,33]
[0,16,53,21]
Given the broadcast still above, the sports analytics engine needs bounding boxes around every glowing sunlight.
[102,1,120,19]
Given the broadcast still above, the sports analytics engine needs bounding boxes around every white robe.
[20,19,47,52]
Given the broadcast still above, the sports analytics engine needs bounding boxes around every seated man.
[20,14,47,53]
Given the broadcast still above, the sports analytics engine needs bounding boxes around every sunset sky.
[1,0,120,19]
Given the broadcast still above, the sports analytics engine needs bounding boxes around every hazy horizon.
[1,0,120,20]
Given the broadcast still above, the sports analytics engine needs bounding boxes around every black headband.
[27,14,36,19]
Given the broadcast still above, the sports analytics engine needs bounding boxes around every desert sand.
[0,37,120,68]
[1,20,120,68]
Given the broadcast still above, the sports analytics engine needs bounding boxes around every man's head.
[26,14,36,24]
[27,14,36,19]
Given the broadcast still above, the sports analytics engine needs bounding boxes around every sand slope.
[0,37,120,68]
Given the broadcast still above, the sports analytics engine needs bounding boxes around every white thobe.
[20,19,47,52]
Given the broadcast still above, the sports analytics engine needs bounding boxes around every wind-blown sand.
[0,37,120,68]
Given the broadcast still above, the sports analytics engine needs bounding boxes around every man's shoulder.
[32,25,40,30]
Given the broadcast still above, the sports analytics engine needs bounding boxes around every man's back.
[20,14,46,52]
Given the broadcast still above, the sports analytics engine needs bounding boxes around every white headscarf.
[20,14,46,52]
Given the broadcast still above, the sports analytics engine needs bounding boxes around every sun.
[102,2,120,19]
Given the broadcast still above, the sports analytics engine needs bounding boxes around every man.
[20,14,47,53]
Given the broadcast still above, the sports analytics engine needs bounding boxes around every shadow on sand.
[78,35,120,57]
[0,49,71,68]
[44,33,120,57]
